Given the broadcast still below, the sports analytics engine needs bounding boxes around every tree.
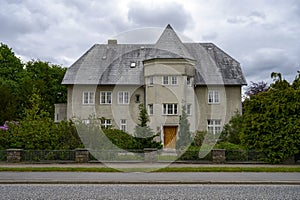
[134,104,161,149]
[245,81,269,97]
[219,112,243,144]
[241,72,300,163]
[176,103,192,149]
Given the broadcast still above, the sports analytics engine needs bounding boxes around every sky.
[0,0,299,85]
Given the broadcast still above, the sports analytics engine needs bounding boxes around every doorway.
[163,126,177,149]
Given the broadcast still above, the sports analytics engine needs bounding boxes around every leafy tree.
[176,103,192,149]
[219,112,243,144]
[0,79,18,124]
[241,72,300,163]
[245,81,269,97]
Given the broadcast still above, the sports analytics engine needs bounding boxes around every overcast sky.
[1,0,299,85]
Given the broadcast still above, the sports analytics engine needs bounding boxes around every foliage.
[0,91,82,150]
[0,43,67,123]
[241,72,300,163]
[219,112,243,144]
[176,103,192,149]
[214,142,246,150]
[245,81,269,97]
[191,131,207,146]
[134,104,161,149]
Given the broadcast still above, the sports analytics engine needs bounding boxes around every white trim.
[100,91,112,104]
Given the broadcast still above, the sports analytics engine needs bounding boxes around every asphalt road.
[1,172,300,184]
[0,184,299,199]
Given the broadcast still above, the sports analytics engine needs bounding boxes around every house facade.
[57,24,246,149]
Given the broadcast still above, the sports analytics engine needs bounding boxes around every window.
[207,119,221,135]
[163,76,169,85]
[171,76,177,85]
[135,94,140,103]
[118,91,129,104]
[100,91,112,104]
[208,90,220,104]
[186,104,192,115]
[163,103,178,115]
[130,62,136,68]
[82,119,90,124]
[148,104,153,115]
[162,76,178,85]
[83,92,94,104]
[120,119,126,132]
[149,76,154,86]
[101,119,112,128]
[187,77,192,86]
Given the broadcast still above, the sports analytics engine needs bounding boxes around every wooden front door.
[164,126,177,149]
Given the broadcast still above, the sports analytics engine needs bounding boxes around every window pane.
[118,92,123,104]
[214,91,219,103]
[187,104,191,115]
[107,92,112,104]
[208,91,213,103]
[171,76,177,85]
[124,92,129,104]
[163,76,168,85]
[163,104,167,114]
[148,104,153,115]
[83,92,88,104]
[89,92,94,104]
[100,92,105,104]
[167,104,173,114]
[174,104,178,114]
[149,76,153,85]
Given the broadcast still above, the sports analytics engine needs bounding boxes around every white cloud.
[0,0,299,85]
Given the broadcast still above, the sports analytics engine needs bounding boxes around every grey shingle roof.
[62,25,247,86]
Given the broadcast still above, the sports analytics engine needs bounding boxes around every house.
[56,24,247,149]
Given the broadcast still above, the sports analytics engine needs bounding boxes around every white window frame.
[100,91,112,104]
[162,76,169,85]
[120,119,127,132]
[207,119,221,135]
[186,104,192,115]
[208,90,220,104]
[149,76,154,86]
[162,76,178,85]
[118,91,130,104]
[162,103,178,115]
[101,119,112,128]
[83,91,95,105]
[148,104,154,115]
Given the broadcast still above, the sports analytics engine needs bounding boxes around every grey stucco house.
[56,24,246,149]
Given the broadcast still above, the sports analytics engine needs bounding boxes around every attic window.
[130,62,136,68]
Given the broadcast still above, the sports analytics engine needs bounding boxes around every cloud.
[127,1,193,31]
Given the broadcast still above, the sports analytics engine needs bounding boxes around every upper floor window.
[208,90,220,104]
[162,76,178,85]
[187,77,192,86]
[118,91,129,104]
[207,119,221,135]
[135,94,140,103]
[149,76,154,86]
[186,104,192,115]
[120,119,127,132]
[83,91,94,104]
[101,119,112,129]
[163,103,178,115]
[148,104,154,115]
[100,91,112,104]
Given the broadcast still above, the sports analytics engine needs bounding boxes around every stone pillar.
[6,149,23,163]
[75,148,89,163]
[144,148,158,163]
[212,149,226,164]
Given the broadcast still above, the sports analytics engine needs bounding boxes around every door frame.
[163,125,178,149]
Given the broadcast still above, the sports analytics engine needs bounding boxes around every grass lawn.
[0,165,299,172]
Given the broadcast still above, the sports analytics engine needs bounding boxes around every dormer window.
[130,62,136,68]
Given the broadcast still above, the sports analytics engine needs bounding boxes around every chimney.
[108,39,117,45]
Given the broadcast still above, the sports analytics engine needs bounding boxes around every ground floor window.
[120,119,126,132]
[101,119,112,128]
[163,103,178,115]
[207,119,221,135]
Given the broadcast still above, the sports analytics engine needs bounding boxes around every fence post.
[212,149,226,164]
[6,149,23,163]
[75,148,89,163]
[144,148,158,163]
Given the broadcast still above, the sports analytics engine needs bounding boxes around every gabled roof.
[62,25,247,86]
